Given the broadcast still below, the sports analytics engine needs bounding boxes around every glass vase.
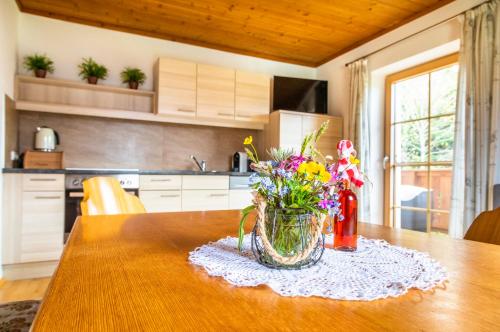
[251,208,324,269]
[333,188,358,251]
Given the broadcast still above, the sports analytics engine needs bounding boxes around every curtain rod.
[344,1,488,67]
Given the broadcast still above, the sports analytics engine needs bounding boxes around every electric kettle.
[35,126,59,151]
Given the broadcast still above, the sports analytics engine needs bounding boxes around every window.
[385,54,459,233]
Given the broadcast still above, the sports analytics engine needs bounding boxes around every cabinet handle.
[218,112,234,117]
[69,192,84,198]
[209,193,228,197]
[30,178,57,182]
[35,196,61,200]
[151,179,172,182]
[236,114,252,118]
[160,194,180,198]
[177,109,195,113]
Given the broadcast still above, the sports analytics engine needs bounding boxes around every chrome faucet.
[190,155,207,172]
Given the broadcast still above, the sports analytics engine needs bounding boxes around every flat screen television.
[272,76,328,114]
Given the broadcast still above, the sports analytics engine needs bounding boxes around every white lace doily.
[189,234,448,301]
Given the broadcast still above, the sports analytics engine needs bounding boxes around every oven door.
[65,189,140,241]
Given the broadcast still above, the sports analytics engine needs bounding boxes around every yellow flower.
[244,136,253,145]
[297,162,308,174]
[350,155,360,165]
[320,170,332,183]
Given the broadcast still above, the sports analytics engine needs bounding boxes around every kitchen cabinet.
[20,191,64,262]
[263,110,343,157]
[235,71,271,123]
[182,175,229,190]
[139,175,182,191]
[155,58,197,118]
[182,190,229,211]
[229,189,253,209]
[181,175,230,211]
[197,64,235,120]
[139,190,182,213]
[139,175,182,213]
[2,173,64,266]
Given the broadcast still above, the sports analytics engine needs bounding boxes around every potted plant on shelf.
[120,67,146,89]
[23,54,54,78]
[78,57,108,84]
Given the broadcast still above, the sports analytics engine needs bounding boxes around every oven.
[64,171,140,241]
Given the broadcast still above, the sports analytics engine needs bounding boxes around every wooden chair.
[464,208,500,245]
[81,177,145,216]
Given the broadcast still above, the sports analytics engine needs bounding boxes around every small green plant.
[78,57,108,83]
[120,67,146,86]
[23,54,54,77]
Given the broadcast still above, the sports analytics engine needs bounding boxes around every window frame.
[384,53,459,231]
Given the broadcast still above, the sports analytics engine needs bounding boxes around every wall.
[18,112,260,171]
[0,0,19,278]
[16,13,316,90]
[317,0,486,224]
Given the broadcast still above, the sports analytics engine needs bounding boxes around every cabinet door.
[182,175,229,190]
[139,190,182,213]
[23,174,64,191]
[20,191,64,263]
[279,112,303,153]
[182,190,229,211]
[197,64,235,120]
[235,71,270,123]
[302,115,343,158]
[156,58,197,117]
[229,189,253,210]
[139,175,182,191]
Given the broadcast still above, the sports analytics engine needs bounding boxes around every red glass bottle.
[333,188,358,251]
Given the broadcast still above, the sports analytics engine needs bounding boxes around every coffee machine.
[232,152,248,172]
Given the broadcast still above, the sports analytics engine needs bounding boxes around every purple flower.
[318,199,334,209]
[286,155,307,172]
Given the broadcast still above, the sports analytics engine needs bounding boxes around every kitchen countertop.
[2,168,253,176]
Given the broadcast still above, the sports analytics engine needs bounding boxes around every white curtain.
[347,59,371,222]
[449,0,500,238]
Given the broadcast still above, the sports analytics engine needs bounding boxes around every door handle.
[383,155,390,170]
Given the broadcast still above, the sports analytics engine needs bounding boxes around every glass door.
[384,54,459,233]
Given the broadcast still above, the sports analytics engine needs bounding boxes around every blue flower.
[261,177,276,192]
[279,186,289,197]
[249,173,262,185]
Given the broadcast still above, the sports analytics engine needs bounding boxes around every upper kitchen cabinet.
[196,64,235,120]
[264,110,343,157]
[155,58,197,118]
[235,71,271,123]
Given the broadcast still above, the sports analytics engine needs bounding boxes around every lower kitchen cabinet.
[229,189,253,209]
[139,190,182,213]
[2,173,64,267]
[20,191,64,262]
[182,190,229,211]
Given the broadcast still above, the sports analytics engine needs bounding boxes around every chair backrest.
[81,177,145,216]
[464,208,500,245]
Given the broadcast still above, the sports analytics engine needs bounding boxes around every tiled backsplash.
[18,111,262,170]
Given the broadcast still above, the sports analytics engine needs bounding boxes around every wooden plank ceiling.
[16,0,453,67]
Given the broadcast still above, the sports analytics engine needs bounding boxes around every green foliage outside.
[394,65,458,163]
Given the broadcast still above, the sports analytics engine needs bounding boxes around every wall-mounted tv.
[272,76,328,114]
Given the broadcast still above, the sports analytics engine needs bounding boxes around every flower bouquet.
[239,121,349,269]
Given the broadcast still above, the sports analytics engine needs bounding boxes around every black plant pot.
[35,69,47,78]
[128,81,139,90]
[87,76,98,84]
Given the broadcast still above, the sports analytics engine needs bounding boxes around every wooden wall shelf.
[14,75,265,130]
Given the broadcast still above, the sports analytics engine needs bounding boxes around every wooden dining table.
[32,210,500,331]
